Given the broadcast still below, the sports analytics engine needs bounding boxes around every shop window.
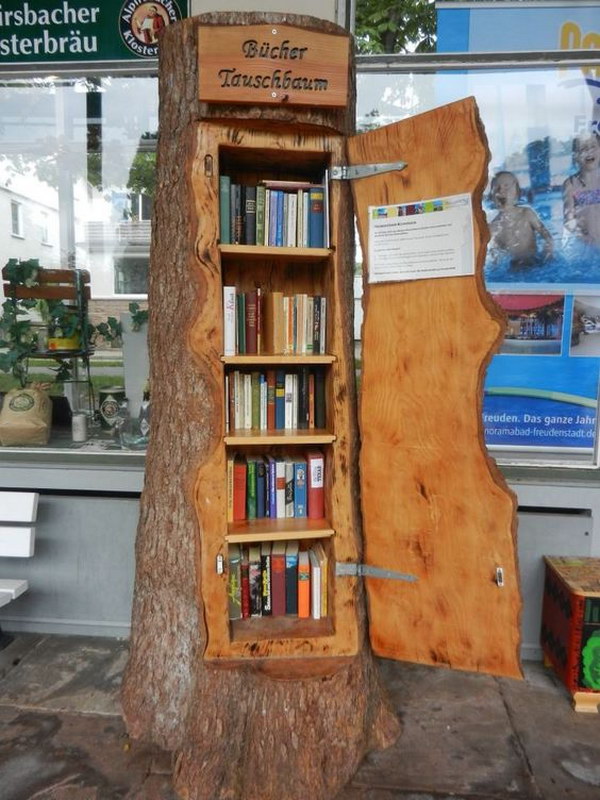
[0,72,156,453]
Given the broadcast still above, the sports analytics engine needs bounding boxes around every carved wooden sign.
[197,24,349,107]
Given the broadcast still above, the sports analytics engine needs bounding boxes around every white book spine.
[260,374,267,430]
[291,373,298,430]
[224,372,229,432]
[309,548,321,619]
[233,371,241,431]
[288,193,297,248]
[320,297,327,355]
[223,286,236,356]
[296,190,304,247]
[264,190,271,246]
[302,193,309,247]
[284,372,294,430]
[243,373,252,430]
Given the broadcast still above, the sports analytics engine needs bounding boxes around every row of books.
[227,450,324,521]
[223,287,327,356]
[225,368,326,433]
[219,177,329,249]
[227,539,328,620]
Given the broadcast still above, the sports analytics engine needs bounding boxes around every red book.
[245,290,258,354]
[270,541,286,616]
[233,456,247,521]
[306,449,324,519]
[266,369,276,430]
[240,547,250,618]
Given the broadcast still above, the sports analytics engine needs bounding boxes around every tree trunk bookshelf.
[191,121,361,663]
[122,13,521,800]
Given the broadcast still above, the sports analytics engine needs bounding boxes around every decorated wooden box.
[541,556,600,712]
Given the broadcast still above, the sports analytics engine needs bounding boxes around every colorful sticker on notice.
[367,193,475,283]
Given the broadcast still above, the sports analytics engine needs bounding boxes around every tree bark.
[121,13,400,800]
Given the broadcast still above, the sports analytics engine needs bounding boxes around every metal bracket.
[331,162,408,181]
[336,562,417,583]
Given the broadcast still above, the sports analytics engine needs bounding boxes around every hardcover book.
[308,185,325,248]
[222,285,236,356]
[309,547,321,620]
[270,541,287,617]
[227,543,242,620]
[244,185,257,246]
[298,550,311,618]
[306,450,325,519]
[284,457,295,518]
[232,455,247,522]
[248,544,262,617]
[293,458,307,518]
[285,540,300,615]
[256,456,267,519]
[240,546,251,619]
[219,175,231,245]
[312,540,328,617]
[256,185,266,246]
[261,541,272,616]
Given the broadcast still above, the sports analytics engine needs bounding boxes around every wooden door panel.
[348,98,522,678]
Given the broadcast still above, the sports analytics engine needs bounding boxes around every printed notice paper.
[368,193,475,283]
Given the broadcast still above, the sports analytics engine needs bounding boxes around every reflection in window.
[0,73,155,452]
[10,200,22,237]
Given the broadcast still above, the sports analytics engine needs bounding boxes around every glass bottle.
[138,387,151,438]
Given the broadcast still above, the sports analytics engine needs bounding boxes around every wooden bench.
[0,491,37,646]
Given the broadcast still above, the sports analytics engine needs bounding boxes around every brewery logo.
[119,0,183,58]
[100,395,120,424]
[9,392,35,412]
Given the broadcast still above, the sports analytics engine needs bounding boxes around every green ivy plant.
[0,258,42,383]
[128,301,149,332]
[0,259,147,386]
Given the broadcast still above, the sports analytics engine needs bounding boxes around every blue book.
[266,455,277,519]
[308,185,325,248]
[268,190,278,246]
[293,458,307,518]
[276,190,285,246]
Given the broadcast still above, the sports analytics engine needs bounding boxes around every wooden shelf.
[221,354,335,365]
[226,517,334,543]
[231,614,334,643]
[219,244,331,260]
[224,429,335,445]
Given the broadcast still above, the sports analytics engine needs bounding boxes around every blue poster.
[436,1,600,56]
[436,2,600,460]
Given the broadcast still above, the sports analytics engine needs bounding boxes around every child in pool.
[489,171,554,268]
[563,132,600,247]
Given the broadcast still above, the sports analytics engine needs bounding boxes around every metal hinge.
[331,162,408,181]
[336,562,417,583]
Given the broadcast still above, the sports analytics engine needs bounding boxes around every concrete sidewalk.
[0,634,598,799]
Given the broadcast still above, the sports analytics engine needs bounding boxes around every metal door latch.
[495,567,504,587]
[336,562,417,583]
[331,161,408,181]
[216,553,224,575]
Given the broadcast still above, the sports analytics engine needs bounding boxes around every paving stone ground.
[0,635,598,799]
